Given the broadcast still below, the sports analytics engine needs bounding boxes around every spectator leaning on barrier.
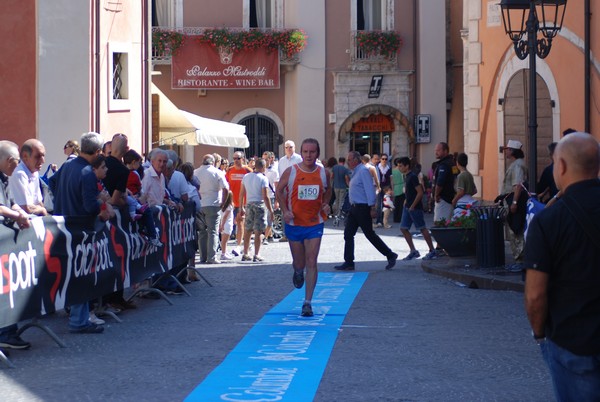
[8,139,48,217]
[165,149,187,208]
[49,132,111,334]
[0,141,33,352]
[101,134,141,310]
[102,133,129,209]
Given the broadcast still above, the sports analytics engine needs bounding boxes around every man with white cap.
[502,139,528,268]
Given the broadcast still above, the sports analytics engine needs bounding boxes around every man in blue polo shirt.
[334,150,397,271]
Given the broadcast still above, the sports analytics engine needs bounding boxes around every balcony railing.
[151,27,304,66]
[351,30,401,64]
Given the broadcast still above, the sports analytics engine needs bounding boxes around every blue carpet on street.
[186,272,369,402]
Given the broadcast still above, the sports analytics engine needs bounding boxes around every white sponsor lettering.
[0,242,39,308]
[221,368,298,401]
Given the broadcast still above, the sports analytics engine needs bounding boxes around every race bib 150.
[298,185,320,200]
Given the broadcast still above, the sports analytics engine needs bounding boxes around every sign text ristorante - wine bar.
[172,39,280,90]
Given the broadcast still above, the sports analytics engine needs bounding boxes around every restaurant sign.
[172,39,280,90]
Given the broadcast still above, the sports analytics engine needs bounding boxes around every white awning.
[151,83,248,148]
[181,111,249,148]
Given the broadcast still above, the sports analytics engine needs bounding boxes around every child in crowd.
[123,150,148,221]
[123,149,161,247]
[382,186,394,229]
[91,155,115,219]
[219,191,235,261]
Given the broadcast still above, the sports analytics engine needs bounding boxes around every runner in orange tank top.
[276,138,331,317]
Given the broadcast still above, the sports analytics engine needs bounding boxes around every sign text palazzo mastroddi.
[172,41,280,90]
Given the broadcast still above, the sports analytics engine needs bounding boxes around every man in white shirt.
[142,149,169,207]
[8,139,47,216]
[239,158,273,262]
[278,140,302,177]
[276,140,302,242]
[194,154,229,264]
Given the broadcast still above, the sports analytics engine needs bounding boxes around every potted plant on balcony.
[195,28,307,57]
[430,205,477,257]
[152,30,185,55]
[355,30,403,58]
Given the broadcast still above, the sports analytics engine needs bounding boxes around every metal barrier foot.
[185,266,213,287]
[126,288,173,305]
[0,350,15,369]
[17,318,67,348]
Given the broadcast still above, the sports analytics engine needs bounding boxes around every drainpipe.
[142,0,149,154]
[585,0,591,133]
[412,0,418,159]
[94,0,101,133]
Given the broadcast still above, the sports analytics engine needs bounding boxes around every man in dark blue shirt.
[50,132,109,334]
[433,142,456,223]
[524,132,600,400]
[334,151,397,271]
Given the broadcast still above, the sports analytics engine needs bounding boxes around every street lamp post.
[499,0,567,194]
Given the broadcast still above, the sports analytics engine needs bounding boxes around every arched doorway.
[338,104,414,159]
[237,113,282,158]
[503,70,554,183]
[350,114,394,156]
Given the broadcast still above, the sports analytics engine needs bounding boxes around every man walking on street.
[276,138,331,317]
[335,151,398,271]
[433,142,455,223]
[239,158,273,262]
[524,132,600,400]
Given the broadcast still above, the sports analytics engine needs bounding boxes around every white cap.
[505,139,523,150]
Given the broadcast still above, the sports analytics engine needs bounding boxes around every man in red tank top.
[276,138,331,317]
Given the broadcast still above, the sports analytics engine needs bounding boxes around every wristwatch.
[532,330,546,345]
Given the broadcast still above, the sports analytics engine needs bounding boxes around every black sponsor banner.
[0,204,196,328]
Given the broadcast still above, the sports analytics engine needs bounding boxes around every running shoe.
[301,303,314,317]
[422,250,438,260]
[402,250,420,261]
[293,269,304,289]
